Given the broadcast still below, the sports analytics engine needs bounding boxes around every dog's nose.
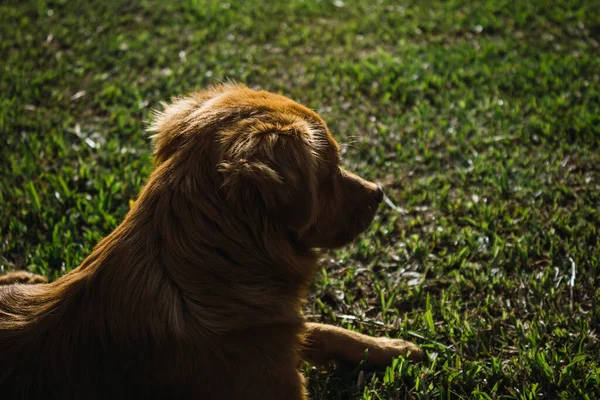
[374,184,384,203]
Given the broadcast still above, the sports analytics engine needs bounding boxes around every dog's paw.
[367,337,426,365]
[0,271,48,285]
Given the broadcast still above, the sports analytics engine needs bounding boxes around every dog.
[0,84,423,399]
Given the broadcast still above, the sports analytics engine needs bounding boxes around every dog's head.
[150,84,383,250]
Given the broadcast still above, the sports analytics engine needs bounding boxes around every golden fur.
[0,84,422,399]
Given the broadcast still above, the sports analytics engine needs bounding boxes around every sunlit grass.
[1,0,599,398]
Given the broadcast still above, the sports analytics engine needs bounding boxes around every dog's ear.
[218,124,321,232]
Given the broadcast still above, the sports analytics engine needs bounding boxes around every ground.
[1,0,599,398]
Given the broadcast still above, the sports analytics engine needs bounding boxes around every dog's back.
[0,281,178,399]
[0,274,306,400]
[0,283,52,398]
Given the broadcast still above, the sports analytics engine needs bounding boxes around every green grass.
[1,0,599,398]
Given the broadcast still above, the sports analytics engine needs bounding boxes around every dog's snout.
[374,184,384,203]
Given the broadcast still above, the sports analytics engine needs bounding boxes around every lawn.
[1,0,599,398]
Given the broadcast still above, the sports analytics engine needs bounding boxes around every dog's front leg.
[301,322,425,367]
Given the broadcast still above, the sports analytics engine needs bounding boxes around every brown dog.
[0,84,422,399]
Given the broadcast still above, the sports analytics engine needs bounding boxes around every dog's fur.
[0,84,422,399]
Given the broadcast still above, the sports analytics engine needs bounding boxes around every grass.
[1,0,599,398]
